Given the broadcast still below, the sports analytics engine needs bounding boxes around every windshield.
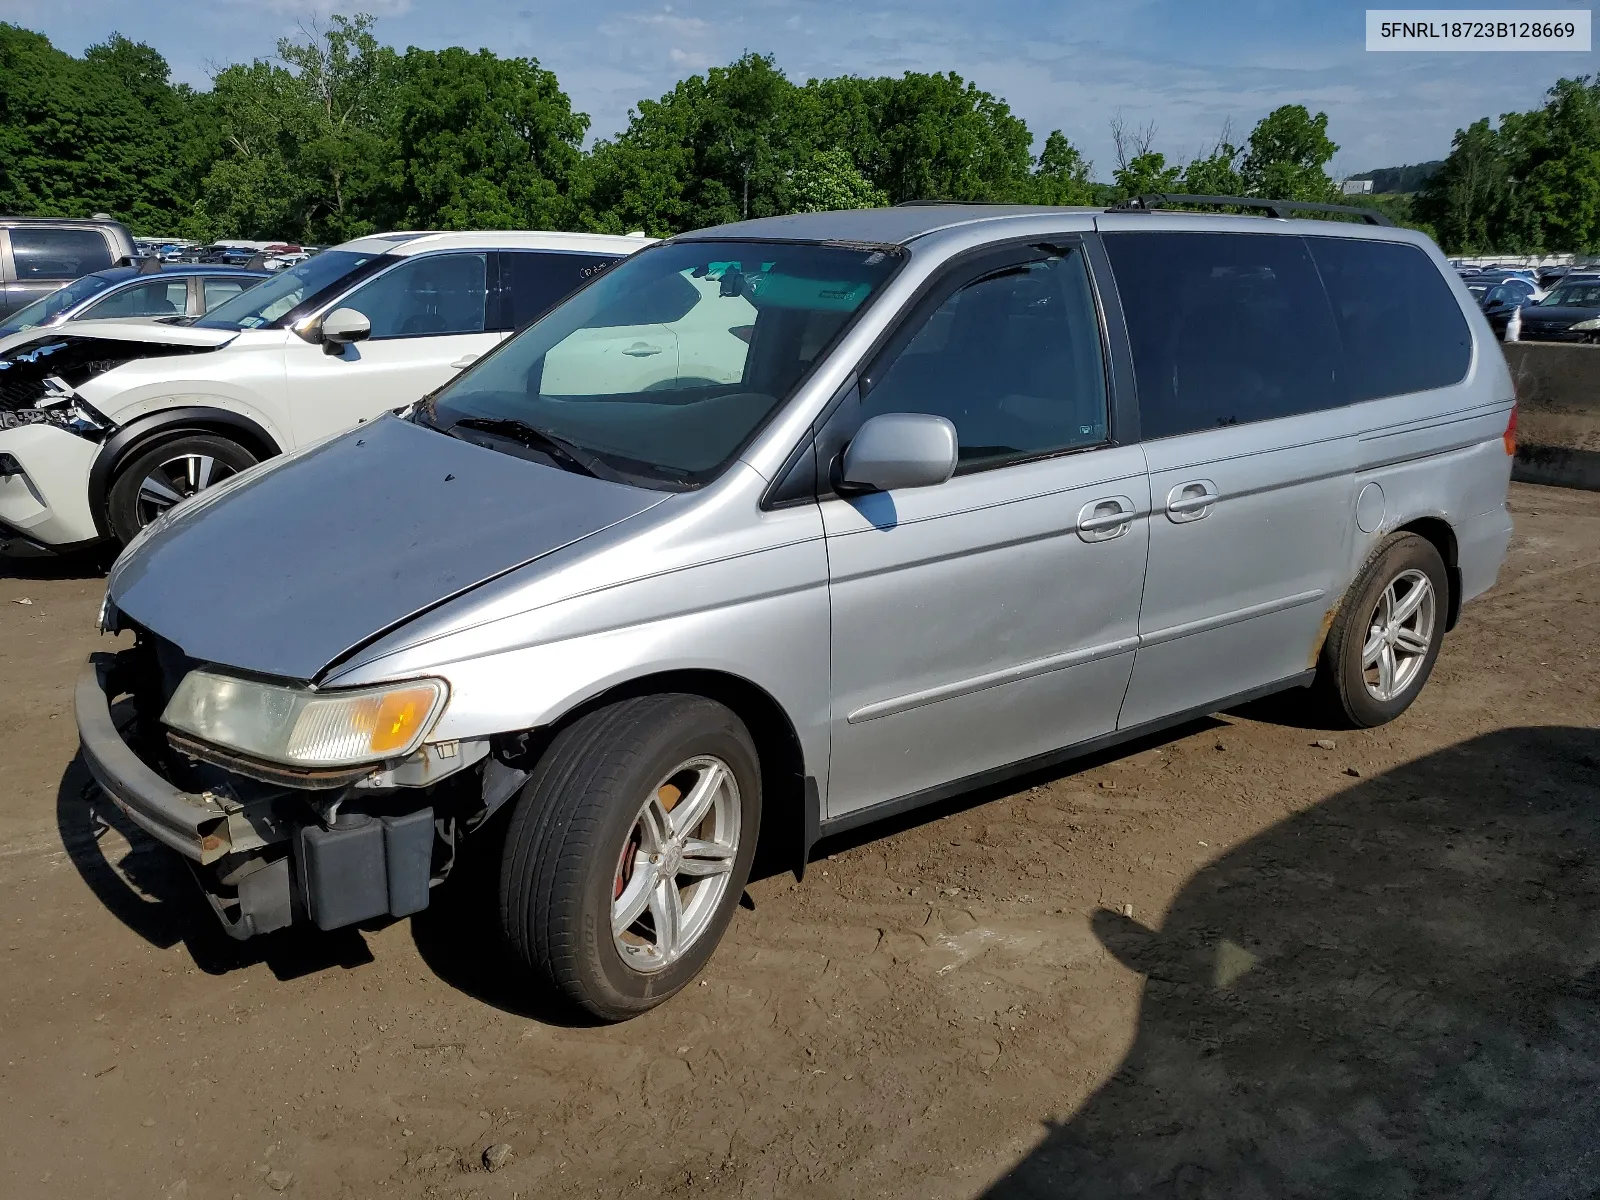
[1541,284,1600,308]
[194,250,380,330]
[419,239,901,488]
[0,275,114,335]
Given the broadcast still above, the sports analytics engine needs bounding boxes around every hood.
[0,319,238,357]
[108,415,669,681]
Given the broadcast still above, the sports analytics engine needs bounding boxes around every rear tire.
[105,433,257,546]
[499,694,761,1021]
[1316,532,1448,728]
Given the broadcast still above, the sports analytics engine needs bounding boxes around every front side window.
[1305,237,1470,402]
[195,250,382,330]
[340,253,488,339]
[495,251,621,331]
[861,246,1109,470]
[421,239,900,488]
[1104,231,1344,439]
[9,228,114,280]
[82,278,189,320]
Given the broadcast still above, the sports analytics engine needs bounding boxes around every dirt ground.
[1,482,1597,1200]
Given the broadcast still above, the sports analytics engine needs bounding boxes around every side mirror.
[839,413,958,493]
[320,307,371,355]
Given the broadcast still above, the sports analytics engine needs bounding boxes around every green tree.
[1241,104,1338,201]
[390,46,586,229]
[1504,77,1600,252]
[790,147,887,211]
[189,59,311,240]
[1028,129,1094,205]
[1114,151,1182,198]
[579,54,802,235]
[1413,118,1510,253]
[0,25,197,233]
[276,14,400,241]
[1180,134,1244,197]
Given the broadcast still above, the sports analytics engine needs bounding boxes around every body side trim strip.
[846,636,1139,724]
[1138,588,1326,648]
[821,670,1318,834]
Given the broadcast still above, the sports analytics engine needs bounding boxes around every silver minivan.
[77,200,1516,1020]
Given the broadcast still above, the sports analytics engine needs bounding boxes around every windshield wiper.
[448,416,606,480]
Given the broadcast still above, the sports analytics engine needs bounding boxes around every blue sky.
[7,0,1596,178]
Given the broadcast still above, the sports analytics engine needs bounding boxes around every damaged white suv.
[0,230,646,556]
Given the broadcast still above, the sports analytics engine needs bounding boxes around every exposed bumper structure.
[76,653,234,862]
[75,651,439,938]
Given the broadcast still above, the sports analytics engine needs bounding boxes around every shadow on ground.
[984,725,1600,1200]
[0,546,111,581]
[56,754,374,980]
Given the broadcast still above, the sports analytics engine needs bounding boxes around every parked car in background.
[75,202,1513,1020]
[1481,280,1545,338]
[0,229,649,554]
[0,217,137,320]
[1512,280,1600,343]
[201,246,265,267]
[0,263,270,338]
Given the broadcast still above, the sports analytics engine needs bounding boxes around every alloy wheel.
[135,453,238,528]
[611,755,741,973]
[1361,568,1436,702]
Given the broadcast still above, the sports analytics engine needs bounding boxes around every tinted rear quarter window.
[1306,237,1470,401]
[1103,231,1344,439]
[497,251,620,331]
[10,227,115,280]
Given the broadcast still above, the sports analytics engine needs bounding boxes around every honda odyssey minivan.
[77,199,1515,1020]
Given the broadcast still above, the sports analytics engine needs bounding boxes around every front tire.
[499,694,761,1021]
[105,433,257,546]
[1317,532,1448,728]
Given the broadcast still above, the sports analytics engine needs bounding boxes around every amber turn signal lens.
[1504,403,1518,456]
[367,687,439,755]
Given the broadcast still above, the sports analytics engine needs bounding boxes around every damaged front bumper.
[75,651,466,940]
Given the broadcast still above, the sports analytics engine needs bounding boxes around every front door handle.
[623,343,663,357]
[1166,480,1219,523]
[1077,496,1135,542]
[450,355,478,369]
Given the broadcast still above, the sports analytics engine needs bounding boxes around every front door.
[822,239,1151,818]
[284,251,503,444]
[1096,222,1358,727]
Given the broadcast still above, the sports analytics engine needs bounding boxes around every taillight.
[1503,403,1518,456]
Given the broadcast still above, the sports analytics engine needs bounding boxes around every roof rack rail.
[1110,193,1394,227]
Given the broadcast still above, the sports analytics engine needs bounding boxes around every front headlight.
[162,670,448,769]
[0,400,109,439]
[1569,317,1600,331]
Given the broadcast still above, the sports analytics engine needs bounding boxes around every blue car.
[0,262,270,337]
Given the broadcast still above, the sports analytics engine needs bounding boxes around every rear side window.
[495,251,620,331]
[9,227,115,280]
[1305,237,1471,402]
[1104,231,1344,439]
[202,278,250,310]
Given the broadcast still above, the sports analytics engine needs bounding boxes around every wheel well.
[88,408,282,535]
[548,670,810,880]
[1397,516,1461,630]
